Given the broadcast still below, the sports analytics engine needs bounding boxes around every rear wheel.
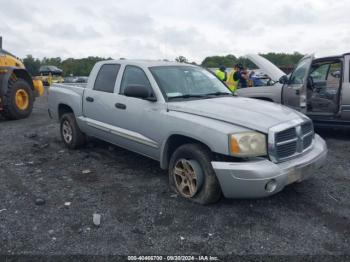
[168,144,222,204]
[60,113,86,149]
[1,77,34,120]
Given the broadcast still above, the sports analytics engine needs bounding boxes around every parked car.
[39,65,63,76]
[38,65,64,86]
[237,53,350,127]
[64,76,77,83]
[75,76,88,83]
[48,60,327,204]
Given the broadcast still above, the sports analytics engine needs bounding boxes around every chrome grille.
[303,135,313,149]
[276,141,297,159]
[275,127,296,141]
[301,122,313,135]
[269,120,314,163]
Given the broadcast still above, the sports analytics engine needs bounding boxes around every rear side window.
[93,64,120,93]
[120,66,152,94]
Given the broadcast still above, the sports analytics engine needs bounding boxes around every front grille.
[303,135,313,149]
[301,122,313,135]
[270,120,314,162]
[276,141,297,159]
[276,127,296,141]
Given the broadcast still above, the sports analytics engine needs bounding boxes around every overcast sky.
[1,0,349,63]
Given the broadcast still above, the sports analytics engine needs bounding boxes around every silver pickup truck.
[48,60,327,204]
[237,53,350,127]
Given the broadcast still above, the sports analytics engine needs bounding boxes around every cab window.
[93,64,120,93]
[310,64,329,81]
[120,66,152,94]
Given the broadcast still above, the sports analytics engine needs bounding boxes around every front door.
[307,60,342,116]
[112,65,165,159]
[282,55,314,113]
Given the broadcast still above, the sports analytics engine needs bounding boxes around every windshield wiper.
[168,92,232,100]
[203,92,233,97]
[168,94,206,100]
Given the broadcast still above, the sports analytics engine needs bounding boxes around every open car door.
[282,54,314,113]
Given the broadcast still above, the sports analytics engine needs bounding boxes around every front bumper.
[212,134,327,199]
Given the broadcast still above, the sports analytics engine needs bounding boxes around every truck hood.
[167,96,305,133]
[246,54,286,81]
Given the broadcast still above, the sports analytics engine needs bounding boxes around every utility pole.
[0,36,2,49]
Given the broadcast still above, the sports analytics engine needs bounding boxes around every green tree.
[61,56,110,76]
[260,52,304,67]
[201,52,304,69]
[22,55,111,77]
[175,56,188,63]
[41,57,62,67]
[22,55,41,75]
[201,54,237,68]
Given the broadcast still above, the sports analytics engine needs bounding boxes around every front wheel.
[168,144,222,204]
[60,113,86,149]
[1,78,34,120]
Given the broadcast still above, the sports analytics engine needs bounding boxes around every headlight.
[229,132,267,157]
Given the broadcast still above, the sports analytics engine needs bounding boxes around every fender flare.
[0,67,34,97]
[160,132,215,170]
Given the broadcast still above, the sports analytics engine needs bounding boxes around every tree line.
[200,52,304,69]
[22,52,304,77]
[23,55,111,77]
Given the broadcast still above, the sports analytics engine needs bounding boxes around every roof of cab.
[99,59,197,68]
[313,52,350,62]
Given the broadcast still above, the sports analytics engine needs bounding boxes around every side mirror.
[124,84,156,101]
[279,75,289,84]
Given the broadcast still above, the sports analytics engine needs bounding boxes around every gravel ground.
[0,93,349,256]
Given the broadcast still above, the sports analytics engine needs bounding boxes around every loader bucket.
[32,78,44,97]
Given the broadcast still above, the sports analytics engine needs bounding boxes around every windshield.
[149,66,231,100]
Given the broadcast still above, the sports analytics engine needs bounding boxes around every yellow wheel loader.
[0,37,44,120]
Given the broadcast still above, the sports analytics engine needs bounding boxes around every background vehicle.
[48,60,327,204]
[63,76,77,83]
[38,65,64,86]
[248,70,274,87]
[75,76,88,83]
[39,65,63,76]
[0,37,44,120]
[237,54,350,127]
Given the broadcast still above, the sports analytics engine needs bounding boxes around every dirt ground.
[0,93,349,256]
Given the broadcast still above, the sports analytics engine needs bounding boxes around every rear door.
[282,55,314,113]
[82,63,121,140]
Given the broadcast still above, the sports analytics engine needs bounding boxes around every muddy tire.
[168,143,222,204]
[60,113,86,149]
[1,78,34,120]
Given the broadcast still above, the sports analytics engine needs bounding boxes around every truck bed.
[48,83,86,121]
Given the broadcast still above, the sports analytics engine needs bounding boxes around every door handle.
[86,97,94,102]
[115,103,126,110]
[295,90,300,95]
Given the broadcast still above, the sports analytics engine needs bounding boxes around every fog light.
[265,179,277,193]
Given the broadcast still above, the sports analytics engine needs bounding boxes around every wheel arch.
[58,103,74,120]
[0,68,33,96]
[12,69,34,90]
[160,134,213,170]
